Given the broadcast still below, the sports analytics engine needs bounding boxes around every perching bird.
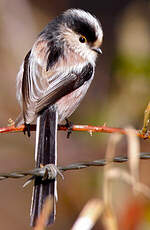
[15,9,103,226]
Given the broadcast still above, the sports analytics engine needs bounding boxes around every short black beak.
[92,47,102,54]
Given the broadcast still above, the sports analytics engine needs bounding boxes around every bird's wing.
[35,63,93,113]
[21,41,93,122]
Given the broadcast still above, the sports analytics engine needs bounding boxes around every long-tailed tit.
[15,8,103,226]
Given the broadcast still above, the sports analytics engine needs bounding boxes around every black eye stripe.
[72,20,97,43]
[40,12,99,44]
[64,15,98,43]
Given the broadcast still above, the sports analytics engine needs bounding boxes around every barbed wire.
[0,152,149,182]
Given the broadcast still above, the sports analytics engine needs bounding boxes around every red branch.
[0,124,148,139]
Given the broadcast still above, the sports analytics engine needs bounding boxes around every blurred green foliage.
[112,55,150,78]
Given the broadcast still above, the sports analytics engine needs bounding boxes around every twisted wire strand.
[0,152,149,181]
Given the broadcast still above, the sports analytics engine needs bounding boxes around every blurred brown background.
[0,0,150,229]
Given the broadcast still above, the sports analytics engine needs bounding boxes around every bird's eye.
[79,36,86,43]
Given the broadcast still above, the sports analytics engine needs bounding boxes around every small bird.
[15,9,103,226]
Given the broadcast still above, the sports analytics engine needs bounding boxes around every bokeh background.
[0,0,150,229]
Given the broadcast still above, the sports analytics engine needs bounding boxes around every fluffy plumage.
[15,8,103,226]
[16,9,103,125]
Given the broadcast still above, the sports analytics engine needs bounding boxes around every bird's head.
[60,9,103,63]
[40,9,103,69]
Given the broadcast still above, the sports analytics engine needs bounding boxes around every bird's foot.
[65,118,73,138]
[24,123,31,137]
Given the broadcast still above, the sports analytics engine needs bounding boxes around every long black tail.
[30,106,58,226]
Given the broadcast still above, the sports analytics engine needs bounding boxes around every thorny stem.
[0,124,148,139]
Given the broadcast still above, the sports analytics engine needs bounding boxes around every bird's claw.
[24,123,31,137]
[65,119,73,138]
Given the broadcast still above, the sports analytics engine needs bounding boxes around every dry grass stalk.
[102,134,121,230]
[126,128,140,186]
[104,128,150,198]
[105,168,150,199]
[71,199,104,230]
[72,129,150,230]
[34,196,53,230]
[103,133,121,206]
[102,206,118,230]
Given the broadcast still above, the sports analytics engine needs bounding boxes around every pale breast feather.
[21,46,94,123]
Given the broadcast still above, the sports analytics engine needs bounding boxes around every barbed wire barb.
[0,152,149,182]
